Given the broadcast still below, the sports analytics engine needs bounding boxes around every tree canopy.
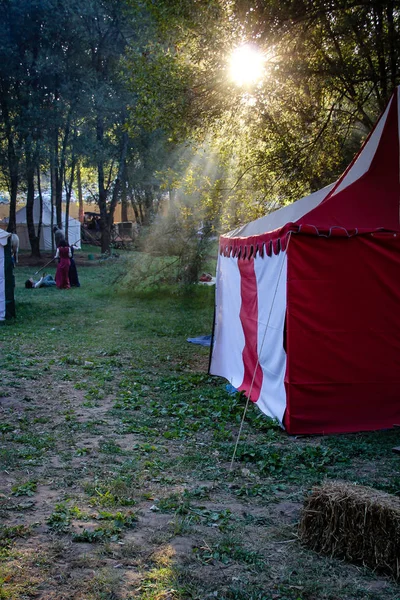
[0,0,399,250]
[125,0,400,227]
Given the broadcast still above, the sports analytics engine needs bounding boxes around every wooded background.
[0,0,398,254]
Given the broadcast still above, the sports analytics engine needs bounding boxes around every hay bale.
[299,481,400,579]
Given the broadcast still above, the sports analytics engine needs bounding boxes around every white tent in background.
[14,196,81,251]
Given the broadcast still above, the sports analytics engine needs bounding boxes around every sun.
[228,44,265,86]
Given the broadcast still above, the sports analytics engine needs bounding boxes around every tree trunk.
[36,166,43,249]
[97,125,129,254]
[64,157,76,244]
[138,201,144,224]
[96,116,108,253]
[65,189,70,244]
[6,168,18,234]
[98,161,110,253]
[25,143,40,257]
[121,173,128,222]
[77,163,84,223]
[140,185,153,225]
[129,193,140,224]
[101,221,112,253]
[121,200,128,222]
[50,146,56,253]
[58,110,72,228]
[54,131,63,228]
[0,89,20,234]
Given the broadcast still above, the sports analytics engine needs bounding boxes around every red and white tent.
[210,86,400,434]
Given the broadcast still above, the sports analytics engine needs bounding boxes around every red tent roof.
[221,87,400,258]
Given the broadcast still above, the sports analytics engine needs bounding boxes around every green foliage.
[1,0,399,248]
[194,537,266,569]
[158,493,235,531]
[0,0,176,252]
[125,42,194,140]
[75,447,91,456]
[84,478,137,508]
[232,442,349,483]
[72,510,137,543]
[98,440,124,455]
[11,481,37,497]
[0,424,14,434]
[47,500,137,541]
[0,524,31,563]
[0,525,30,544]
[47,503,72,533]
[1,260,400,600]
[125,0,400,228]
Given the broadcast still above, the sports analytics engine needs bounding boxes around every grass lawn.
[0,252,399,599]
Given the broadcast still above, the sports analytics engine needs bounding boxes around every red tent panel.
[237,257,263,400]
[284,234,400,434]
[296,92,400,232]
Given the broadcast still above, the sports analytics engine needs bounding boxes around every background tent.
[0,230,15,321]
[14,196,81,251]
[210,86,400,435]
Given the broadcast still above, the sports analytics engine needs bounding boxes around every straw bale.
[299,481,400,579]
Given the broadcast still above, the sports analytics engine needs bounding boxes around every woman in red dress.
[55,240,72,289]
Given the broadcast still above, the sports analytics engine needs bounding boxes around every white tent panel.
[14,197,81,250]
[0,230,10,321]
[254,250,287,423]
[332,95,393,196]
[14,225,30,250]
[210,254,245,388]
[225,183,335,239]
[0,245,5,320]
[0,229,10,247]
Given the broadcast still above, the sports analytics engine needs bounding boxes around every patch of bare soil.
[1,341,399,600]
[16,247,101,268]
[0,359,306,600]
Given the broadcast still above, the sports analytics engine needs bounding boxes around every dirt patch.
[15,249,102,268]
[0,367,301,599]
[1,284,399,600]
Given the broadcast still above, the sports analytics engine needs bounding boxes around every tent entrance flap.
[210,250,287,425]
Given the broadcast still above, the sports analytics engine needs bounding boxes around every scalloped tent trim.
[218,225,387,259]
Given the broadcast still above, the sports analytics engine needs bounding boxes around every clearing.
[0,249,399,600]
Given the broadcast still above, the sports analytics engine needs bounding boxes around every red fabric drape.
[238,258,263,400]
[284,234,400,434]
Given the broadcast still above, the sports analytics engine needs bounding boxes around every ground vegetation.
[0,251,399,599]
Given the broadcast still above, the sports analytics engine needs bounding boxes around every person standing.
[69,244,80,287]
[53,226,65,247]
[55,240,71,289]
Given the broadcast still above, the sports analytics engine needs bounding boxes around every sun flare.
[228,44,265,86]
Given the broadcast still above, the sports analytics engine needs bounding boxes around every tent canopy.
[211,86,400,435]
[221,88,400,258]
